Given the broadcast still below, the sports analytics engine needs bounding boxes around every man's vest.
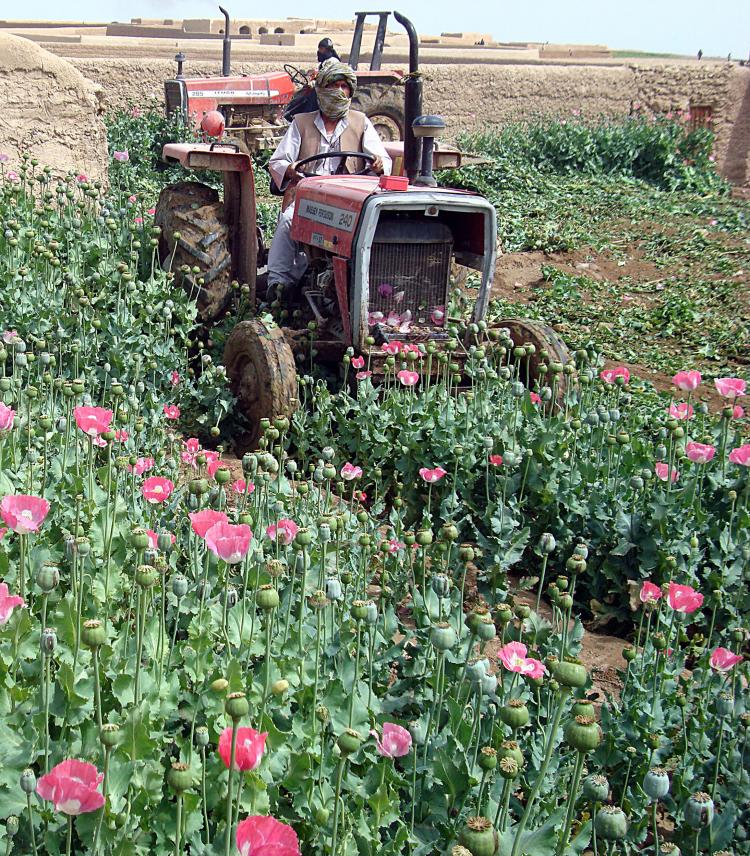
[295,110,368,175]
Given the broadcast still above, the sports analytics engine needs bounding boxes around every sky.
[10,0,750,58]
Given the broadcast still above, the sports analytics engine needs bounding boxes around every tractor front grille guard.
[366,219,453,343]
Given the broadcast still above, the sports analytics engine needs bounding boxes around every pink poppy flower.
[141,477,174,504]
[667,582,703,614]
[266,518,299,546]
[145,529,176,550]
[498,641,531,673]
[36,759,104,816]
[600,366,630,385]
[205,521,252,564]
[114,429,129,442]
[130,106,142,118]
[489,454,503,466]
[218,726,267,771]
[6,172,19,184]
[208,459,228,479]
[128,457,154,476]
[714,377,746,399]
[523,657,547,680]
[113,150,129,162]
[127,194,137,203]
[236,815,300,856]
[356,370,372,381]
[685,441,716,464]
[189,509,228,538]
[76,173,88,183]
[383,341,403,355]
[431,306,446,326]
[185,438,201,453]
[709,647,743,672]
[163,404,180,420]
[655,462,679,483]
[0,495,50,534]
[397,370,419,387]
[351,356,365,369]
[639,581,662,604]
[0,403,15,431]
[732,405,744,419]
[340,462,362,480]
[133,217,143,225]
[728,444,750,466]
[419,466,447,484]
[529,392,542,406]
[74,406,113,437]
[0,582,25,624]
[1,331,19,345]
[672,370,701,392]
[232,479,254,495]
[146,207,156,216]
[371,723,412,758]
[386,311,401,328]
[203,451,220,469]
[368,311,385,327]
[170,371,180,387]
[386,537,404,553]
[669,402,693,421]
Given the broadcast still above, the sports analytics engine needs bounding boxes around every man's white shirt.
[269,112,392,190]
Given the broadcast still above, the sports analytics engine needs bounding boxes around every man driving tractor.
[267,60,392,291]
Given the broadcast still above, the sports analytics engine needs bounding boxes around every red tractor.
[155,12,569,448]
[165,7,406,151]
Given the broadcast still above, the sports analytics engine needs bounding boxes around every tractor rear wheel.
[494,318,572,399]
[154,181,233,323]
[223,319,297,451]
[352,88,405,142]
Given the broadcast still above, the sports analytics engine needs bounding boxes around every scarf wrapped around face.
[315,60,357,120]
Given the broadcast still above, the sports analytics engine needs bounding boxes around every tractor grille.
[368,218,453,334]
[164,80,187,116]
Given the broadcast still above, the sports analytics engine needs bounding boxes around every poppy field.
[0,111,748,856]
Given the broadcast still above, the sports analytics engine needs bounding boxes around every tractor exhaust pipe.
[394,10,422,183]
[219,5,231,76]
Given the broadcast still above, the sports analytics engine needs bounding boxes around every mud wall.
[70,58,750,184]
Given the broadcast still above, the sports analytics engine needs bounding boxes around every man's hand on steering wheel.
[293,151,379,177]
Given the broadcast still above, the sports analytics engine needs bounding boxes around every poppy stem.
[65,815,72,856]
[225,723,238,856]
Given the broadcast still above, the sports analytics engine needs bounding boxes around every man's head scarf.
[315,60,357,120]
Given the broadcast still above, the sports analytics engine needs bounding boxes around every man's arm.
[268,121,303,191]
[362,118,392,176]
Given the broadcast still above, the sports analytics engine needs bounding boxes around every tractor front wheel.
[494,318,573,400]
[154,181,233,323]
[223,319,298,451]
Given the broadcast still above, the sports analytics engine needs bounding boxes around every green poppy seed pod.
[156,532,173,552]
[82,619,107,649]
[466,658,489,682]
[497,756,520,781]
[168,762,193,793]
[130,527,150,550]
[337,728,363,755]
[458,543,475,563]
[652,632,667,651]
[646,732,662,750]
[595,805,628,841]
[498,740,524,769]
[135,565,158,588]
[476,616,497,642]
[441,522,459,542]
[496,606,513,625]
[623,646,637,662]
[553,659,588,688]
[416,529,433,547]
[364,601,378,625]
[558,593,574,611]
[564,715,601,752]
[316,705,330,724]
[715,692,734,717]
[143,548,158,567]
[318,523,331,544]
[325,577,343,601]
[571,699,596,719]
[5,816,18,837]
[430,622,457,652]
[458,816,499,856]
[499,699,530,730]
[322,464,336,480]
[309,590,328,610]
[582,773,609,802]
[478,747,497,771]
[242,453,258,475]
[514,604,531,620]
[466,606,489,632]
[40,627,57,655]
[659,845,681,856]
[351,600,369,621]
[538,532,556,554]
[643,767,670,800]
[340,570,353,586]
[293,528,312,547]
[431,573,451,598]
[171,574,188,599]
[20,768,36,794]
[189,478,210,496]
[256,585,280,611]
[225,692,249,722]
[36,562,60,592]
[684,792,714,828]
[100,723,121,749]
[479,673,497,695]
[556,576,569,591]
[266,559,286,579]
[272,679,289,697]
[409,720,426,746]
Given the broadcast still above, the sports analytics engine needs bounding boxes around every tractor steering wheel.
[284,64,309,87]
[294,151,377,177]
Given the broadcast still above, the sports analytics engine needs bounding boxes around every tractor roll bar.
[219,5,231,76]
[394,10,422,182]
